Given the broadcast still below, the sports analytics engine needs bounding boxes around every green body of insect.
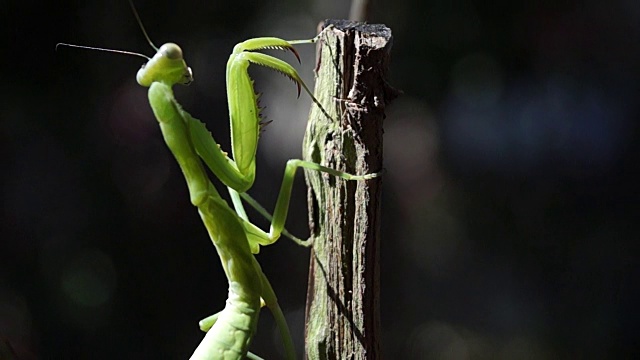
[139,41,293,359]
[136,35,378,358]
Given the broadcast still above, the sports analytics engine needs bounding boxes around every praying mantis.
[59,1,379,359]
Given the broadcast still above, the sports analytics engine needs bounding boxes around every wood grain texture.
[303,20,397,360]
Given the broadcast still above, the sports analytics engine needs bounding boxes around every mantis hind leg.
[198,312,220,332]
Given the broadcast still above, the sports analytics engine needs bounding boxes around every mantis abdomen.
[191,290,260,360]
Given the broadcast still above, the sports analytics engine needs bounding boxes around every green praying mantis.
[58,2,379,359]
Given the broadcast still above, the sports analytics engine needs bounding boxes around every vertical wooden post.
[303,20,396,360]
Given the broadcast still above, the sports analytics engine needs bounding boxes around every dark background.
[2,0,639,358]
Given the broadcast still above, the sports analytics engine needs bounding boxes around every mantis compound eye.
[160,43,183,60]
[182,67,194,85]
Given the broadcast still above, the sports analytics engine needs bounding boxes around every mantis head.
[136,43,193,87]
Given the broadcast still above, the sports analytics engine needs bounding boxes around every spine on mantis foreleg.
[148,81,263,360]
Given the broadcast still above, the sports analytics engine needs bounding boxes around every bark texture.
[303,20,396,360]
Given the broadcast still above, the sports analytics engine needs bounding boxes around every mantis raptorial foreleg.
[188,31,380,254]
[58,1,379,359]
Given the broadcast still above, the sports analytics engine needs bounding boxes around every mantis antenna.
[127,0,158,51]
[55,0,158,59]
[54,43,150,60]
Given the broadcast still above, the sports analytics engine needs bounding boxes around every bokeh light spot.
[407,321,471,360]
[451,53,503,109]
[59,248,117,308]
